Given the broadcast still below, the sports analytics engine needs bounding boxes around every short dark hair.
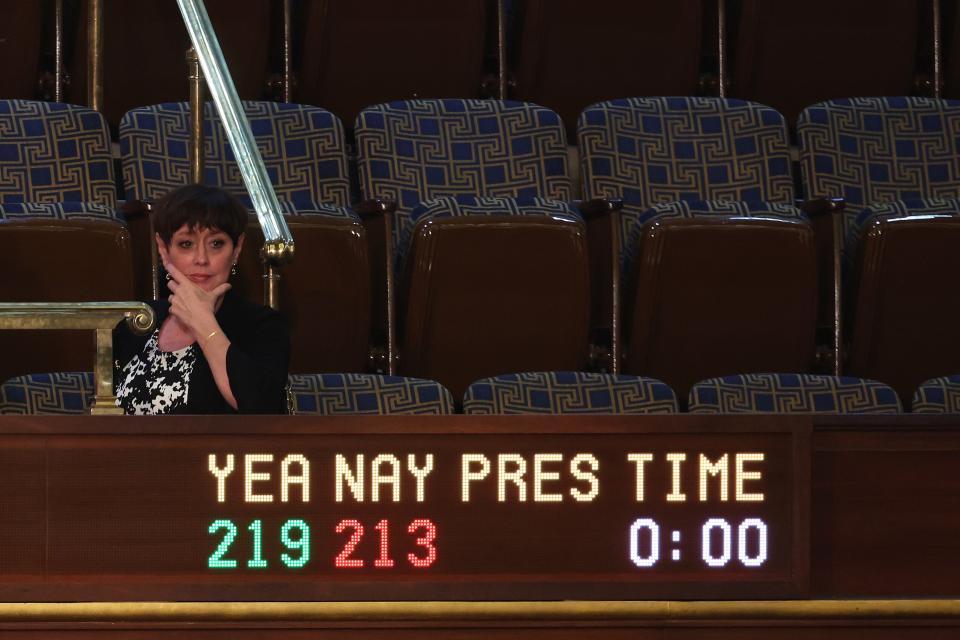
[153,184,248,245]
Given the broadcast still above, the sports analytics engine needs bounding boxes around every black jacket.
[113,291,290,414]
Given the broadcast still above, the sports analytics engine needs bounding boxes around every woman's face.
[158,225,244,292]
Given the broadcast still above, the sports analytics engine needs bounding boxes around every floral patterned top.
[115,330,196,415]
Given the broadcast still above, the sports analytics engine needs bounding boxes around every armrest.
[354,198,398,375]
[801,197,845,219]
[577,197,623,220]
[577,198,624,373]
[354,198,397,220]
[119,199,154,221]
[801,197,845,376]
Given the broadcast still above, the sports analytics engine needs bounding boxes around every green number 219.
[207,519,311,569]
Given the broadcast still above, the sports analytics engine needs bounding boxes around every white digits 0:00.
[628,518,768,568]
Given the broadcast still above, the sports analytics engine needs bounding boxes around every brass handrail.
[0,600,958,622]
[0,303,155,415]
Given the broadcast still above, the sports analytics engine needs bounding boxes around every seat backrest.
[356,99,573,248]
[579,97,794,253]
[688,373,902,414]
[462,371,678,414]
[846,213,960,404]
[0,100,116,207]
[732,0,921,125]
[798,97,960,240]
[121,101,351,208]
[236,212,371,374]
[298,0,487,131]
[0,372,94,415]
[0,218,134,384]
[288,373,455,415]
[515,0,704,134]
[580,97,794,207]
[398,196,590,399]
[912,375,960,414]
[0,1,43,100]
[623,210,817,401]
[68,0,273,129]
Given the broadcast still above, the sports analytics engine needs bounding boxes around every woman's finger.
[164,260,188,284]
[210,283,232,298]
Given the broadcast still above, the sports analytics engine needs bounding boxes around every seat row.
[4,0,956,134]
[1,371,958,416]
[1,96,958,406]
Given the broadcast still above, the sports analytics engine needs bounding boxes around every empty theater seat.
[844,205,960,405]
[298,0,487,131]
[461,371,678,414]
[121,101,351,208]
[236,213,371,374]
[912,376,960,414]
[0,372,94,415]
[0,100,129,383]
[732,0,922,125]
[688,373,902,414]
[0,218,134,384]
[515,0,706,136]
[578,97,813,395]
[798,97,960,245]
[579,97,796,254]
[0,100,117,208]
[396,195,590,398]
[356,99,574,250]
[621,202,817,401]
[356,99,586,396]
[287,373,455,415]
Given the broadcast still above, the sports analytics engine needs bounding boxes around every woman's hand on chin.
[163,260,231,339]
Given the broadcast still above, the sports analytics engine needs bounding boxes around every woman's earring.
[231,263,238,276]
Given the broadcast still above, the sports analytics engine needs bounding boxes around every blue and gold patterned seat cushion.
[288,373,455,415]
[272,201,359,221]
[355,99,574,249]
[579,97,794,207]
[798,97,960,242]
[844,197,960,268]
[120,101,352,208]
[0,372,94,415]
[688,373,901,414]
[912,375,960,414]
[0,202,120,222]
[462,371,678,414]
[395,194,582,272]
[0,100,116,207]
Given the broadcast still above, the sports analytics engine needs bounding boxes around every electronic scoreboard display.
[0,416,810,601]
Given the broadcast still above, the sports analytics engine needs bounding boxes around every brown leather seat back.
[623,217,817,401]
[399,216,591,399]
[0,219,134,383]
[299,0,487,130]
[235,216,371,374]
[0,1,42,99]
[515,0,704,133]
[70,0,272,129]
[847,215,960,404]
[732,0,920,125]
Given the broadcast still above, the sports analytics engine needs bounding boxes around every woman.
[113,184,290,414]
